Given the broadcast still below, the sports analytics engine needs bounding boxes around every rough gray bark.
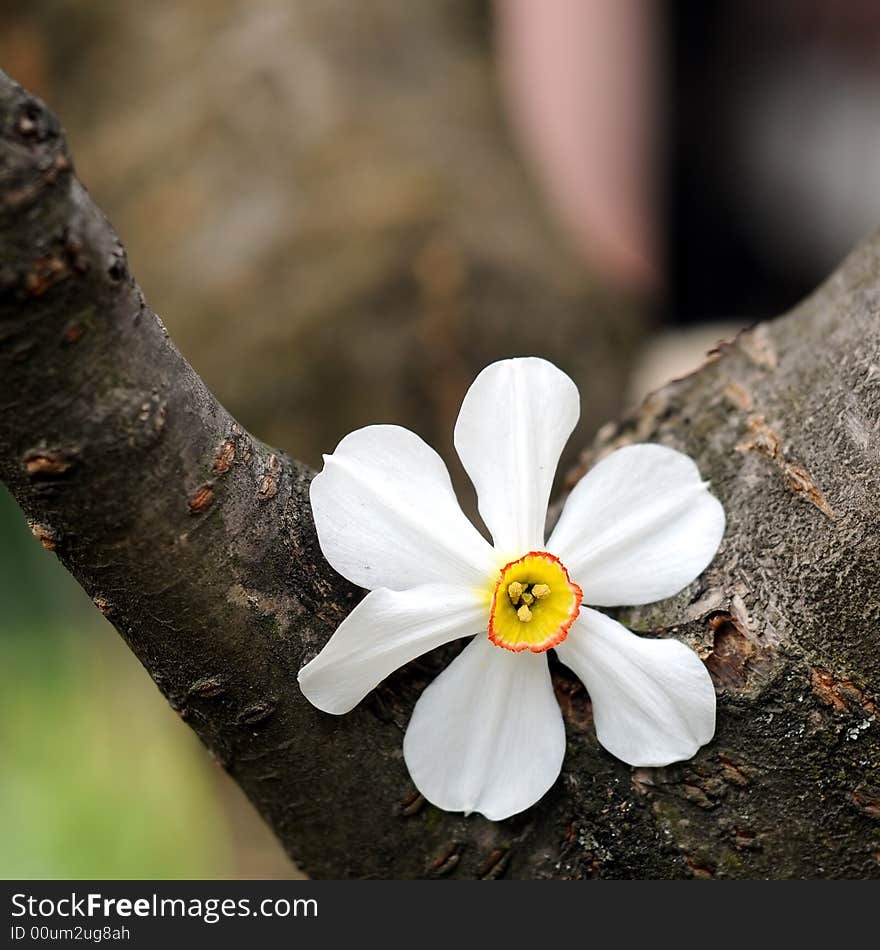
[1,71,878,879]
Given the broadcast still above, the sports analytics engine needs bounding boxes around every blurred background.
[2,0,879,877]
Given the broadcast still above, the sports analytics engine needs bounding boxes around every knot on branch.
[0,72,71,218]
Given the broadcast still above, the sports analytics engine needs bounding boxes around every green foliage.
[0,625,232,878]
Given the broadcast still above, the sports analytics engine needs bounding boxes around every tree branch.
[1,71,878,878]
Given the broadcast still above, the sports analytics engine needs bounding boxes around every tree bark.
[1,71,878,879]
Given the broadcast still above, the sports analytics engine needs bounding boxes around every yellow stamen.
[521,592,534,605]
[532,584,551,600]
[507,581,524,605]
[517,604,532,622]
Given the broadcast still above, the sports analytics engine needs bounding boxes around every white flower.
[299,358,724,821]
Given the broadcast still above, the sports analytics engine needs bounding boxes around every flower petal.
[556,608,716,767]
[298,584,485,714]
[454,357,580,555]
[548,443,725,606]
[311,425,497,590]
[403,635,565,820]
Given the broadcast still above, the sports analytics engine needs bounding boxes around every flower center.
[488,551,583,653]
